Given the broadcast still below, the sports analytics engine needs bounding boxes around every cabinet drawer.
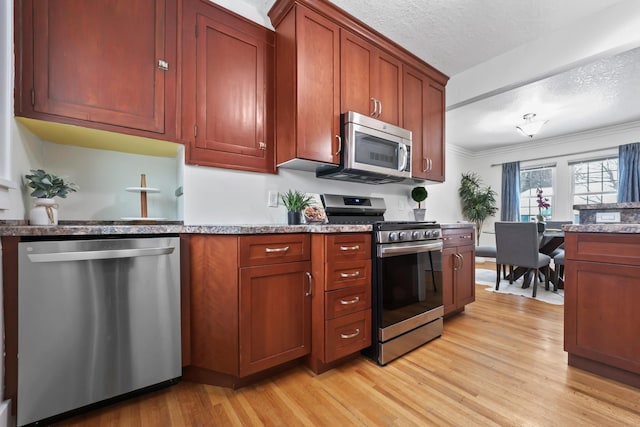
[325,234,371,262]
[325,285,371,320]
[325,309,371,362]
[325,260,371,291]
[441,228,474,248]
[565,233,640,265]
[239,234,310,266]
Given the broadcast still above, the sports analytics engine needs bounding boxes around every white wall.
[32,142,181,221]
[183,142,467,225]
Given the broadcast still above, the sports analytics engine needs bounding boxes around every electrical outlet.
[268,191,279,207]
[596,211,620,223]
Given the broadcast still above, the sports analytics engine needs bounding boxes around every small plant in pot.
[280,189,312,225]
[25,169,78,225]
[411,186,428,221]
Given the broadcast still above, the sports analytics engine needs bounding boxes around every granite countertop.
[0,221,372,237]
[563,224,640,234]
[572,202,640,210]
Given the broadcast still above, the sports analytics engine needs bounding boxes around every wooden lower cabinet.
[185,234,311,387]
[308,233,372,374]
[442,226,475,317]
[564,232,640,388]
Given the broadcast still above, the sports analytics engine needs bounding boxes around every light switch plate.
[595,211,620,223]
[268,191,279,207]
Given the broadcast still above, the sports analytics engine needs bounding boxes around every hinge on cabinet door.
[194,125,198,137]
[157,59,169,71]
[30,89,35,106]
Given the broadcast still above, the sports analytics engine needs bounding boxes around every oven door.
[376,240,443,342]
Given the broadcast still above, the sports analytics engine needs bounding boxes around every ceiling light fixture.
[516,113,548,138]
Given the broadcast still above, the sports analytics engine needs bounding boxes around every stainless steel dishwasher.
[17,236,181,426]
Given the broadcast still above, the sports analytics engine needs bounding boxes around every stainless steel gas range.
[322,194,444,365]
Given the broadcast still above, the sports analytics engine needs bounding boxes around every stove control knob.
[388,232,399,241]
[424,230,432,238]
[411,231,421,240]
[432,230,440,238]
[398,231,407,240]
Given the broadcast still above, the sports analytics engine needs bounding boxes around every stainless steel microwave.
[316,111,412,184]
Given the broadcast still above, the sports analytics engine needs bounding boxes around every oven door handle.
[377,240,443,258]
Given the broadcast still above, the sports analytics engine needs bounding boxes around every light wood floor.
[56,264,640,426]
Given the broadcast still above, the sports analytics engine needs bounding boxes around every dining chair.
[476,245,508,279]
[552,250,565,292]
[495,221,551,297]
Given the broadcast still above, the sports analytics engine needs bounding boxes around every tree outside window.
[520,167,554,222]
[572,157,618,206]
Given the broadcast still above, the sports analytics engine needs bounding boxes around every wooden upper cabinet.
[403,66,446,182]
[182,0,275,173]
[341,30,402,126]
[271,4,341,166]
[17,0,177,140]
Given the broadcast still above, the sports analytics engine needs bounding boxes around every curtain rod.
[490,147,617,167]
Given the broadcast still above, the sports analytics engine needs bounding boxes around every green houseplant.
[458,172,498,245]
[411,186,428,221]
[25,169,78,225]
[280,189,312,225]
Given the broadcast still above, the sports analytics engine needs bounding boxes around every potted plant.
[280,189,312,225]
[25,169,78,225]
[458,172,498,245]
[411,186,428,221]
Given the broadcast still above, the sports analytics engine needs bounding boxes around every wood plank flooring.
[55,264,640,426]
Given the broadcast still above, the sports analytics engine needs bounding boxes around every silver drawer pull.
[340,271,360,278]
[340,328,360,339]
[264,246,289,253]
[339,296,360,305]
[339,245,360,251]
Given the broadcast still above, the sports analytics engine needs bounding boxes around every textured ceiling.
[241,0,639,151]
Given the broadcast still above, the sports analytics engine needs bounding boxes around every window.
[520,166,554,222]
[571,157,618,206]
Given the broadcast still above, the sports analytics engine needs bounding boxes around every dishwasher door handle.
[27,246,176,263]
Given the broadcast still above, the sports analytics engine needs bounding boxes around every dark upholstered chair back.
[495,221,542,268]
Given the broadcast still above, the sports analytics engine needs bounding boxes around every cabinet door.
[30,0,170,135]
[565,261,640,374]
[456,245,476,307]
[183,0,275,173]
[442,247,457,315]
[403,66,445,182]
[294,6,341,164]
[341,31,401,125]
[239,261,311,376]
[424,79,446,181]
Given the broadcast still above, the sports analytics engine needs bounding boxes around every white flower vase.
[29,198,59,225]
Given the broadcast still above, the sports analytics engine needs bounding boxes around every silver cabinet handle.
[340,296,360,305]
[458,253,464,269]
[265,246,289,253]
[305,271,313,297]
[370,97,377,116]
[377,99,382,117]
[335,134,342,156]
[27,246,175,263]
[429,158,433,171]
[339,271,361,278]
[339,245,360,251]
[423,158,428,172]
[340,328,361,339]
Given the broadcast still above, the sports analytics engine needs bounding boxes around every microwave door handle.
[398,144,408,172]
